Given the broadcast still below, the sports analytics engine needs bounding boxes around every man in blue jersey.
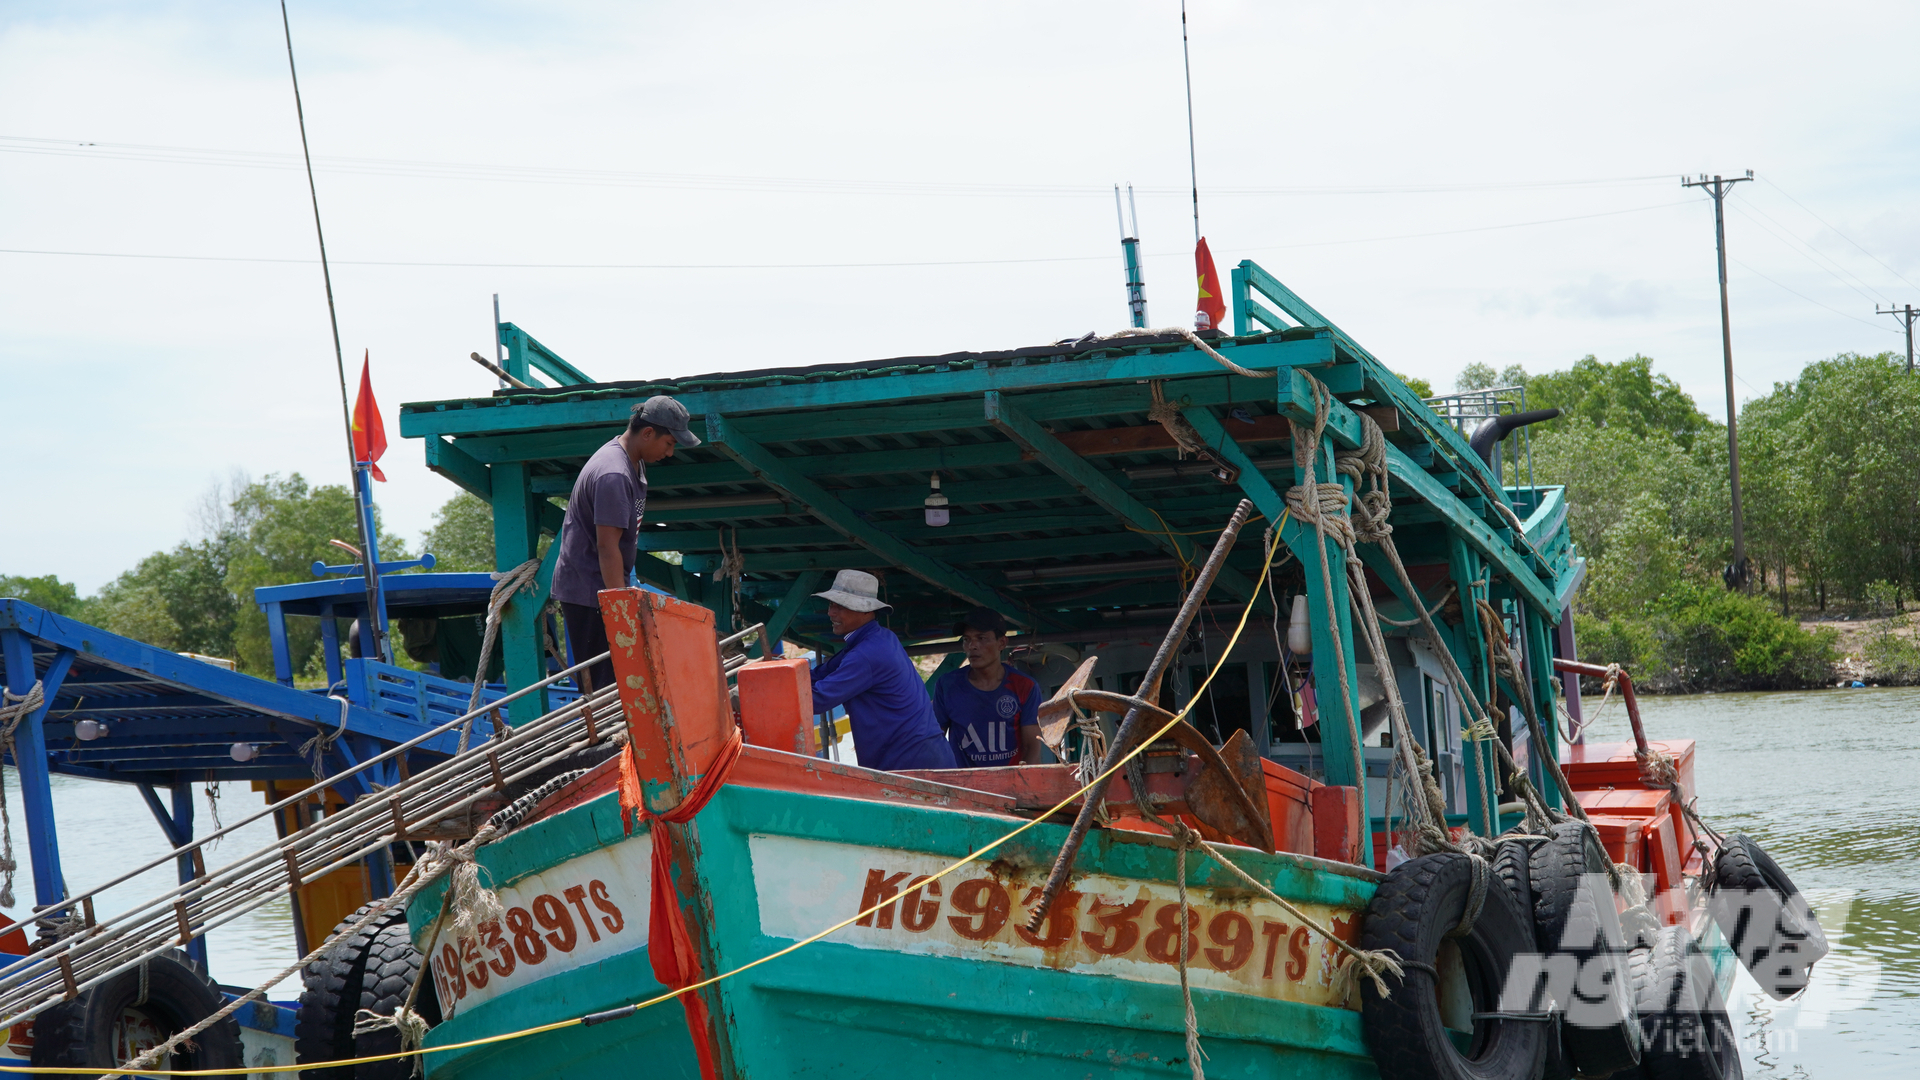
[931,608,1042,768]
[808,570,958,772]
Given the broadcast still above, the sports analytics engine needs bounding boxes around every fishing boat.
[371,261,1826,1080]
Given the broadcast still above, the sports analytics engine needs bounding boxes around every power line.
[1729,257,1898,332]
[0,135,1674,199]
[0,199,1693,272]
[1724,193,1889,307]
[1761,176,1920,295]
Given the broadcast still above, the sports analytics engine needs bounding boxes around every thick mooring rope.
[461,558,543,751]
[0,682,45,908]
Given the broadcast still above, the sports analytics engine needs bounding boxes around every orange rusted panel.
[1312,785,1362,865]
[1644,814,1686,925]
[1259,758,1317,856]
[737,658,818,757]
[1564,738,1697,807]
[599,588,732,814]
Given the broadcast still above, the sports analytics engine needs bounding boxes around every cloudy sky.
[5,1,1916,591]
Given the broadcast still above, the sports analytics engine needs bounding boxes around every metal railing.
[1421,384,1541,498]
[0,620,764,1030]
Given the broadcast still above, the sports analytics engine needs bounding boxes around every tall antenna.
[1114,184,1148,327]
[279,0,389,661]
[1180,0,1200,244]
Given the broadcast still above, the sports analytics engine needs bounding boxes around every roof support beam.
[402,338,1331,439]
[984,392,1258,602]
[706,413,1055,630]
[424,436,491,499]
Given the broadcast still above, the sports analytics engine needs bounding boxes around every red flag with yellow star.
[352,350,388,481]
[1195,237,1226,332]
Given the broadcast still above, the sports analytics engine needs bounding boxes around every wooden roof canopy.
[398,263,1580,661]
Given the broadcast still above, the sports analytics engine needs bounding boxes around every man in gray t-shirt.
[552,396,700,694]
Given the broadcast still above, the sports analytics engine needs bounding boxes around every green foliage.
[93,583,181,648]
[1654,584,1837,690]
[88,540,239,657]
[422,492,495,572]
[1395,372,1435,399]
[224,474,410,677]
[1739,352,1920,608]
[1583,492,1694,617]
[1575,613,1656,673]
[1863,621,1920,684]
[1529,424,1726,569]
[1524,355,1718,450]
[1454,362,1529,393]
[0,574,84,616]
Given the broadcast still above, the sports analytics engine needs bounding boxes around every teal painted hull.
[414,781,1383,1078]
[409,791,701,1080]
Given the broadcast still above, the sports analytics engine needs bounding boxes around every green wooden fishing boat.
[389,264,1819,1079]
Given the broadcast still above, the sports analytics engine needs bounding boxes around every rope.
[714,529,746,632]
[107,831,488,1080]
[1375,585,1456,628]
[1097,327,1279,380]
[462,559,543,751]
[298,695,349,781]
[1148,380,1212,459]
[20,530,1358,1076]
[0,681,45,908]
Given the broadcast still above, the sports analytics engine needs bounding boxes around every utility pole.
[1877,304,1918,374]
[1683,171,1755,591]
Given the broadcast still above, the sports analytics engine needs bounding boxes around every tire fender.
[1528,820,1642,1076]
[31,950,242,1072]
[1359,852,1548,1080]
[1709,833,1826,1000]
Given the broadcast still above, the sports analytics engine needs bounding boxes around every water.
[1587,685,1920,1077]
[0,770,301,997]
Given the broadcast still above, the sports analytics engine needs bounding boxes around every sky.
[4,1,1917,592]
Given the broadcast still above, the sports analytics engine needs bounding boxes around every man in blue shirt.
[808,570,957,772]
[931,608,1043,767]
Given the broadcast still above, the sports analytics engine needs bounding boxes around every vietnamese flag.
[351,350,388,481]
[1195,237,1227,333]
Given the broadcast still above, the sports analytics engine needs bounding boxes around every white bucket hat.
[813,569,891,612]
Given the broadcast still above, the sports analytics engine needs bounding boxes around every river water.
[0,687,1912,1073]
[1591,685,1920,1077]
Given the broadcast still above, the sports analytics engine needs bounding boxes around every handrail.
[1551,658,1648,756]
[0,648,609,942]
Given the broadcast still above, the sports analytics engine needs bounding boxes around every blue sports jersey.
[932,666,1041,767]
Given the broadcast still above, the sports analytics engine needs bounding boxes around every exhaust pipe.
[1469,407,1561,465]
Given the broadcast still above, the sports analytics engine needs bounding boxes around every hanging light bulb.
[924,474,950,527]
[230,742,258,763]
[74,720,106,741]
[1287,595,1312,655]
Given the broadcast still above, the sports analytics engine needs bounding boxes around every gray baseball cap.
[633,395,701,448]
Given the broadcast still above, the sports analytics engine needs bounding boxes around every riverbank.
[1805,610,1920,686]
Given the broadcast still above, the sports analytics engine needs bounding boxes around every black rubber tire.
[1627,925,1741,1080]
[30,950,243,1075]
[351,914,444,1080]
[1359,852,1548,1080]
[1491,836,1535,910]
[1529,820,1642,1077]
[296,901,408,1077]
[1710,833,1826,1000]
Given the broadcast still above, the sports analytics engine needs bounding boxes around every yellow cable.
[11,513,1290,1077]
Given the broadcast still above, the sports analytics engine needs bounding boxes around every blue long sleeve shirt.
[810,621,955,771]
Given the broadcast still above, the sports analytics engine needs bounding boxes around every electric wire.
[0,200,1696,273]
[1760,176,1920,295]
[1725,194,1890,307]
[0,136,1675,199]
